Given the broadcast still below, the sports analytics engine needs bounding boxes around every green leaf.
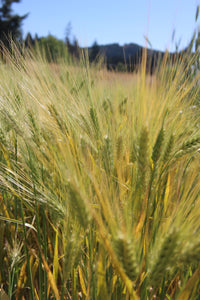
[0,215,37,232]
[53,227,59,284]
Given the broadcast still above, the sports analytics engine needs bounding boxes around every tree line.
[0,0,82,61]
[0,0,199,74]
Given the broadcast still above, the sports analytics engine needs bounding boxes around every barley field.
[0,45,200,299]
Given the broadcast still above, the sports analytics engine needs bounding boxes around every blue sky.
[13,0,200,52]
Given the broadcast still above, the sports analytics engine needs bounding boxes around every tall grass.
[0,44,200,299]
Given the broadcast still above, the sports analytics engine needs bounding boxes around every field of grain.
[0,47,200,299]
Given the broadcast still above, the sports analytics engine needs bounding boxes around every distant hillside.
[87,42,173,72]
[98,43,143,59]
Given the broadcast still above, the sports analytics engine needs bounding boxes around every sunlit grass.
[0,45,200,299]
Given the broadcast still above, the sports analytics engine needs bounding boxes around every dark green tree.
[0,0,27,46]
[25,32,34,48]
[71,36,80,58]
[65,22,80,58]
[65,21,72,45]
[90,40,100,62]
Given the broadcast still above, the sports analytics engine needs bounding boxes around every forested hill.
[98,43,143,58]
[87,42,179,72]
